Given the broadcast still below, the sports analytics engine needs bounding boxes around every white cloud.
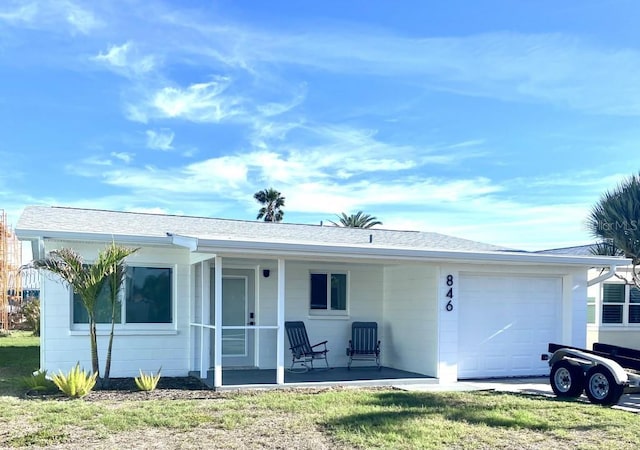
[64,1,100,34]
[0,0,101,34]
[127,78,244,123]
[0,3,38,24]
[94,42,157,77]
[145,129,174,151]
[161,14,640,116]
[110,152,133,164]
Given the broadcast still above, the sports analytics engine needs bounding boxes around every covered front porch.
[184,246,443,389]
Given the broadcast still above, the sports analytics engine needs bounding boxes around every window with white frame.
[73,266,172,325]
[310,272,347,312]
[601,283,640,325]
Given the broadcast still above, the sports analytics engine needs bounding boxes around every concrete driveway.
[396,377,640,413]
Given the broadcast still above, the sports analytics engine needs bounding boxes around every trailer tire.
[550,360,584,398]
[585,366,624,406]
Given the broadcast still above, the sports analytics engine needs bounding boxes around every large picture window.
[310,272,347,312]
[72,266,172,325]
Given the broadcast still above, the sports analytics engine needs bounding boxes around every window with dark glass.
[602,283,624,324]
[630,286,640,324]
[73,279,121,324]
[310,272,347,311]
[72,266,172,325]
[125,267,172,323]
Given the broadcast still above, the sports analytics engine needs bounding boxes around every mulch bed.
[24,376,357,402]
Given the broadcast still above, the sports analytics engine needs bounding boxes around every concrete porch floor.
[196,366,432,390]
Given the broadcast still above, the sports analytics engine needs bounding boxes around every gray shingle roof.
[16,205,510,253]
[535,245,596,256]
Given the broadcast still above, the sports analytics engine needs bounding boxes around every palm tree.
[101,243,139,385]
[329,211,383,228]
[587,172,640,287]
[32,244,137,383]
[254,188,285,222]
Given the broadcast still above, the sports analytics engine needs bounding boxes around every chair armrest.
[311,340,328,350]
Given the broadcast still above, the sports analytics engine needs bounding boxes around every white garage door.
[458,274,562,379]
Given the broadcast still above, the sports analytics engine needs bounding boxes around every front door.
[211,269,256,368]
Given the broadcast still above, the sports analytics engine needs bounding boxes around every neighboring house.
[16,206,626,388]
[537,245,637,349]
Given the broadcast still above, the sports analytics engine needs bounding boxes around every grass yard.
[1,333,640,449]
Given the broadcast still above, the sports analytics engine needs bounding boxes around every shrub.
[22,299,40,336]
[22,369,56,392]
[51,363,98,398]
[135,367,162,392]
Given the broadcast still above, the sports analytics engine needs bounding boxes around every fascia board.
[14,229,171,246]
[194,237,631,266]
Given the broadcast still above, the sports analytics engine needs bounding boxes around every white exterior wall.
[256,262,279,369]
[382,264,438,376]
[283,261,384,368]
[40,240,192,377]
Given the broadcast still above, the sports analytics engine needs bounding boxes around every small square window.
[310,272,347,312]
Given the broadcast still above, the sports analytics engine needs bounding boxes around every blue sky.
[2,0,639,251]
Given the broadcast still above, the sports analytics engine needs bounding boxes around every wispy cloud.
[110,152,133,164]
[157,12,640,116]
[0,0,101,34]
[145,129,174,151]
[94,42,157,77]
[0,3,38,24]
[126,77,244,123]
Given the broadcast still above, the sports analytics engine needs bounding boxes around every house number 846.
[445,274,454,311]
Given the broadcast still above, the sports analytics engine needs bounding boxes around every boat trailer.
[548,342,640,406]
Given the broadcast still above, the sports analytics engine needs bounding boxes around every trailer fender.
[549,348,628,385]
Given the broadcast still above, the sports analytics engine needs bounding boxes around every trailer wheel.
[585,366,624,406]
[550,360,584,398]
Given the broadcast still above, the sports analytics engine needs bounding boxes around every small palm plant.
[51,363,98,399]
[135,368,162,392]
[22,369,56,392]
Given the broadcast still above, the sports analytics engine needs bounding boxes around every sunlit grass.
[2,333,640,449]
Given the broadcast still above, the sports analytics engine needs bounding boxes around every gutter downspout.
[587,265,620,287]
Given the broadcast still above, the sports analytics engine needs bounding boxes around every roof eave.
[193,237,631,266]
[14,229,172,247]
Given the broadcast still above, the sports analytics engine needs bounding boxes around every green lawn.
[2,333,640,449]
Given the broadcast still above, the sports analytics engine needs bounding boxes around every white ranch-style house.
[16,206,628,388]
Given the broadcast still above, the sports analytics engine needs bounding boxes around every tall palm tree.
[329,211,383,228]
[587,172,640,287]
[254,188,285,222]
[32,244,137,382]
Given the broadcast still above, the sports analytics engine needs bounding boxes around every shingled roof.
[17,205,509,253]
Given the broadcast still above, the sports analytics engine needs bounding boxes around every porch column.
[277,258,285,385]
[200,261,211,378]
[214,256,223,388]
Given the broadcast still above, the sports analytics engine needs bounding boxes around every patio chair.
[284,321,330,372]
[347,321,381,370]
